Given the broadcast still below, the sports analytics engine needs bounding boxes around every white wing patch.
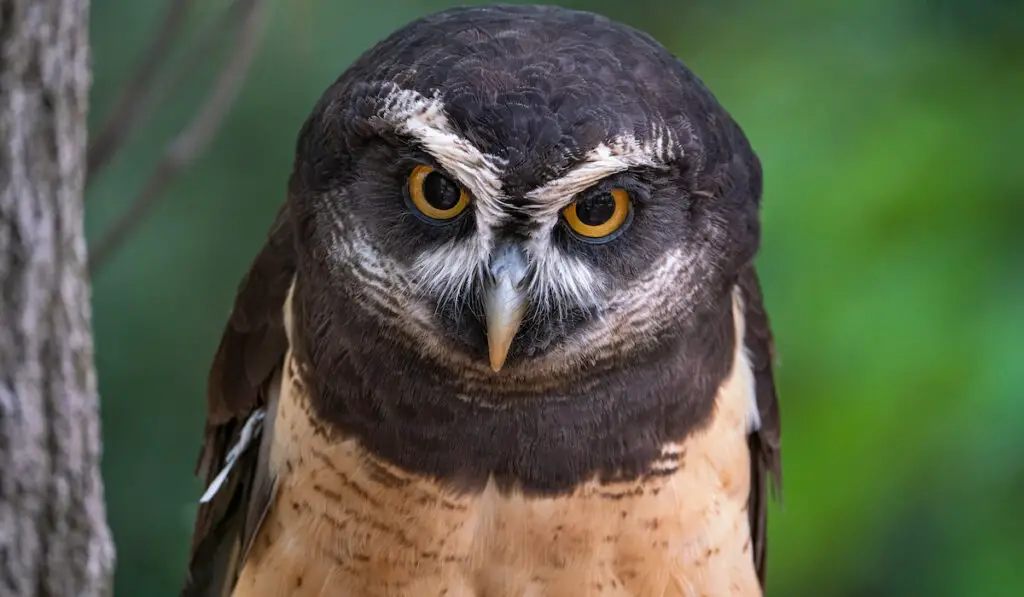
[199,408,268,504]
[732,286,761,433]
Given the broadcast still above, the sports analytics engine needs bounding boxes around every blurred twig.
[154,0,258,115]
[89,0,268,274]
[87,0,196,181]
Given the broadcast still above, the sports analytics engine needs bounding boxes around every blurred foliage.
[85,0,1023,595]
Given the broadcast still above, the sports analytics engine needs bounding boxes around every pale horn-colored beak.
[483,244,529,372]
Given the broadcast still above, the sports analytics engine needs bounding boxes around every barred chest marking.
[232,315,760,597]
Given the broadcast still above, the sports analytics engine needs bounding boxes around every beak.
[484,244,529,372]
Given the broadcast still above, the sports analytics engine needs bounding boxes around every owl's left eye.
[407,165,470,223]
[562,188,633,242]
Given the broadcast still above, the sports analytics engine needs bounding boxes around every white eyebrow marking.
[374,84,513,312]
[524,133,677,220]
[514,132,678,320]
[365,89,688,331]
[376,85,508,235]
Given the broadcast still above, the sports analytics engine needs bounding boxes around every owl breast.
[231,300,760,597]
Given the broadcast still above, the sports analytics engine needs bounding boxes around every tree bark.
[0,1,115,596]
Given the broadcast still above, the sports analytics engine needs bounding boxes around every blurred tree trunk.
[0,1,115,596]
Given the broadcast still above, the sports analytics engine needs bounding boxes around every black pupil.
[423,171,461,211]
[576,193,617,226]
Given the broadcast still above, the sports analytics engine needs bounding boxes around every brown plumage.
[193,274,777,597]
[182,5,782,596]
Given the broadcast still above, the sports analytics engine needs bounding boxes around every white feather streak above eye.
[364,88,695,323]
[377,86,508,235]
[523,134,674,220]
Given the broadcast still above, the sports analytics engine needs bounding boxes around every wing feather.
[738,264,783,587]
[181,205,295,597]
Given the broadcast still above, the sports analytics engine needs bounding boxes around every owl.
[183,5,781,597]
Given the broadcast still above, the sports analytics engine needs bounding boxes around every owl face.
[288,6,762,374]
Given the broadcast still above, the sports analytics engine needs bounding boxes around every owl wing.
[181,205,296,597]
[738,264,783,587]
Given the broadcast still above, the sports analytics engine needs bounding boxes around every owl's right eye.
[407,165,470,223]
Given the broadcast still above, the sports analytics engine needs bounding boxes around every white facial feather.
[377,86,508,237]
[524,134,674,220]
[525,243,604,314]
[365,86,686,334]
[551,244,703,363]
[409,238,488,309]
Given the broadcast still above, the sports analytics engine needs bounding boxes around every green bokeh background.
[85,1,1023,595]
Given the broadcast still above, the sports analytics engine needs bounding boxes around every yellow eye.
[407,165,470,222]
[562,188,632,241]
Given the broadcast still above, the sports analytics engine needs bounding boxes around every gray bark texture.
[0,1,115,596]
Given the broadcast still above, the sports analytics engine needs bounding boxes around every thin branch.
[152,0,257,117]
[88,0,268,273]
[86,0,196,182]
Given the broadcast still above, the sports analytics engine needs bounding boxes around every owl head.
[286,5,763,380]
